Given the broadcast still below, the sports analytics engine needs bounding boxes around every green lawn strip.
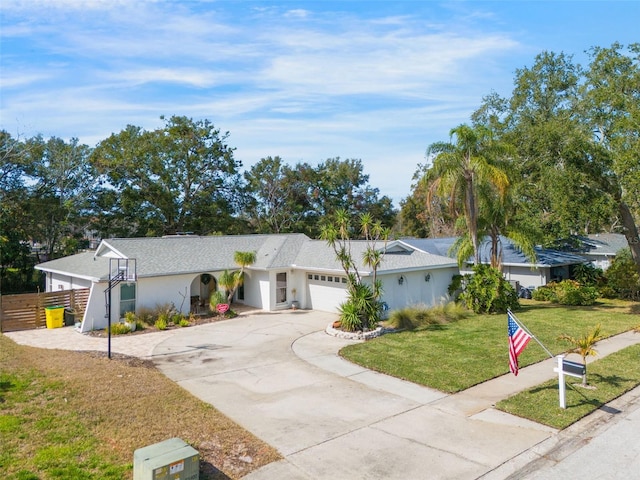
[340,300,639,393]
[496,343,640,430]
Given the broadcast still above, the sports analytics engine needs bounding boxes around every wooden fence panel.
[0,289,90,332]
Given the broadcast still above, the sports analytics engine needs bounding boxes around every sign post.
[553,355,586,409]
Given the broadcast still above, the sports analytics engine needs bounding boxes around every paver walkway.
[6,311,640,479]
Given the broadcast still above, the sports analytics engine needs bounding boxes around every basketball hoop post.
[104,258,136,359]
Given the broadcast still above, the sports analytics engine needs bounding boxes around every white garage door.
[307,273,348,313]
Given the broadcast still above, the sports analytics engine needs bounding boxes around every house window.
[327,276,333,282]
[238,284,244,301]
[120,283,136,317]
[308,274,312,280]
[276,272,287,304]
[341,277,347,284]
[314,275,319,280]
[321,275,326,281]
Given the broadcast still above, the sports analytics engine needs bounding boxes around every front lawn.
[340,299,640,393]
[496,343,640,429]
[0,334,280,479]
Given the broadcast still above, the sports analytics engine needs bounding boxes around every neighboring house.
[401,236,589,290]
[36,234,459,332]
[577,233,628,271]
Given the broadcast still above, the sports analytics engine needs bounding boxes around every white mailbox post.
[553,355,587,409]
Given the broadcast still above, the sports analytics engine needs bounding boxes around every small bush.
[108,322,131,335]
[532,280,598,305]
[555,280,598,306]
[599,286,618,299]
[386,303,469,330]
[155,316,168,330]
[459,264,519,314]
[136,306,156,326]
[532,284,556,301]
[604,248,640,300]
[171,314,183,325]
[338,301,361,332]
[209,290,228,313]
[179,318,190,327]
[572,263,603,287]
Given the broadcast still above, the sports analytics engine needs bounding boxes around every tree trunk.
[465,175,480,265]
[619,201,640,275]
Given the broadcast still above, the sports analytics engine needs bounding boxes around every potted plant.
[291,288,300,310]
[123,311,137,332]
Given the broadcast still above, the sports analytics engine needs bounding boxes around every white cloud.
[0,1,540,204]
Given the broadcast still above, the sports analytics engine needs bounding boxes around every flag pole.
[508,309,554,359]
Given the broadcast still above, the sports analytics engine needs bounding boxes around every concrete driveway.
[7,309,640,478]
[150,310,556,479]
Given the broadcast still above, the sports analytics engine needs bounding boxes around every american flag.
[508,311,531,376]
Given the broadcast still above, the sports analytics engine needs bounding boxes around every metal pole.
[108,282,112,359]
[508,309,555,359]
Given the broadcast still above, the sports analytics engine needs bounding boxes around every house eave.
[35,265,101,283]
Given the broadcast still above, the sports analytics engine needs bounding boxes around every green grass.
[340,299,640,393]
[0,370,128,480]
[497,343,640,429]
[0,334,280,479]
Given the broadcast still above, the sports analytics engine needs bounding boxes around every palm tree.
[219,251,257,304]
[558,324,604,386]
[426,124,511,265]
[321,209,389,330]
[476,179,538,269]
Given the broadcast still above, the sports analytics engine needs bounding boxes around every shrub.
[136,306,156,326]
[338,301,361,332]
[554,280,598,306]
[532,280,598,305]
[209,290,228,313]
[604,248,640,300]
[155,302,177,317]
[572,263,603,287]
[155,315,168,330]
[532,284,556,301]
[108,322,131,335]
[386,302,469,330]
[179,318,190,327]
[599,286,618,299]
[459,264,519,314]
[447,274,464,298]
[171,314,183,325]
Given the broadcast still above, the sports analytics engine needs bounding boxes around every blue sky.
[1,1,638,205]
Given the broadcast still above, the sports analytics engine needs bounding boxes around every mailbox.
[562,359,586,377]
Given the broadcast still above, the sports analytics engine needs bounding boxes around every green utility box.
[133,437,199,480]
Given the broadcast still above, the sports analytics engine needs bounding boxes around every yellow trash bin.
[45,306,65,329]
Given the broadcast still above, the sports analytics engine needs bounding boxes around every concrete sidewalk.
[5,313,640,479]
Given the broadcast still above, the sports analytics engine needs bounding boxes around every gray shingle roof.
[294,239,456,275]
[35,251,110,281]
[403,236,589,267]
[583,234,628,256]
[37,234,457,280]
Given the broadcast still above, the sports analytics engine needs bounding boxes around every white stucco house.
[35,234,459,332]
